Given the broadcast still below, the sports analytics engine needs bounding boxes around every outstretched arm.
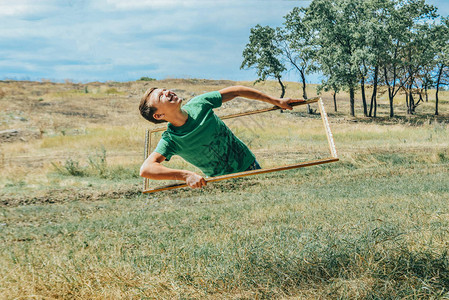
[140,152,206,189]
[219,85,305,110]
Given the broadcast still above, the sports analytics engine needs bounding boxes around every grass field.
[1,79,448,298]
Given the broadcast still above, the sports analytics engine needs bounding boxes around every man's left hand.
[272,98,306,110]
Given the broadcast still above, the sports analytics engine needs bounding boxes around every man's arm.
[140,152,206,189]
[219,85,305,110]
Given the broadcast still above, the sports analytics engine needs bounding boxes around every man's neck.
[167,109,189,127]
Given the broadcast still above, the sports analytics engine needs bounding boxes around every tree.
[402,2,438,114]
[433,17,449,115]
[241,25,287,98]
[362,0,392,118]
[380,0,437,116]
[351,0,375,117]
[243,0,446,118]
[283,7,318,102]
[378,1,407,117]
[304,0,364,117]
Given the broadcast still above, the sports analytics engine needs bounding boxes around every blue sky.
[0,0,447,83]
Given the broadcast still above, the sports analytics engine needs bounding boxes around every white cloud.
[0,0,58,17]
[103,0,194,10]
[0,0,309,82]
[4,0,444,83]
[0,3,32,16]
[97,0,242,11]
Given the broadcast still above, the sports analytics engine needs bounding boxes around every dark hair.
[139,87,167,124]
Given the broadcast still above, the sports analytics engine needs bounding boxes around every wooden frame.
[142,97,338,193]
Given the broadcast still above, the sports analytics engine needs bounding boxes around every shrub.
[51,146,139,180]
[52,158,86,176]
[139,77,156,81]
[87,146,107,177]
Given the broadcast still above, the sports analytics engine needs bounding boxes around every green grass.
[1,79,448,298]
[1,152,449,299]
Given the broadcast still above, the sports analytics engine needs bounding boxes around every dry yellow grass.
[0,77,448,298]
[0,78,447,190]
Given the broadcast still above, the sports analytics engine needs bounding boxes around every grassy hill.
[0,79,448,298]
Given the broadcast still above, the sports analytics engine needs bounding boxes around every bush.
[52,158,86,176]
[51,146,139,180]
[139,77,156,81]
[87,146,107,177]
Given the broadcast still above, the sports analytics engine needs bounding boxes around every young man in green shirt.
[139,86,304,189]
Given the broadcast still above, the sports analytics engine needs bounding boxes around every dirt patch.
[55,110,106,119]
[0,184,143,207]
[0,129,41,143]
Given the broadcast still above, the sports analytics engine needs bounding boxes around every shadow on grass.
[177,226,449,298]
[238,245,449,298]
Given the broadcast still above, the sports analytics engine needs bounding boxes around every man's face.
[148,88,182,119]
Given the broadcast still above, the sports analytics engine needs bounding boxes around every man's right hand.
[185,172,207,189]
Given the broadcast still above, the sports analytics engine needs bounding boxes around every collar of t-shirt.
[166,112,194,136]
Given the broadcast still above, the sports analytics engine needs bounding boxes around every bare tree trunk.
[300,71,307,99]
[277,77,285,98]
[300,70,313,114]
[349,87,355,117]
[436,86,439,116]
[374,95,377,117]
[369,66,378,118]
[361,75,367,117]
[333,91,337,112]
[405,90,410,114]
[409,91,415,114]
[405,48,419,115]
[435,65,443,116]
[384,66,395,117]
[417,91,424,108]
[389,93,394,117]
[407,48,413,115]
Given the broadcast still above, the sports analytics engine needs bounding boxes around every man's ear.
[153,113,164,120]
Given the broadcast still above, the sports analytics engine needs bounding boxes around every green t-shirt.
[154,91,256,177]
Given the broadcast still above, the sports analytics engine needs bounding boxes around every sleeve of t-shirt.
[200,91,222,108]
[154,136,177,161]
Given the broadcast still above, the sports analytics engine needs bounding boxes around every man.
[139,85,304,189]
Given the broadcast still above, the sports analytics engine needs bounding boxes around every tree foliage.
[242,0,448,116]
[432,17,449,115]
[241,25,287,98]
[282,7,317,100]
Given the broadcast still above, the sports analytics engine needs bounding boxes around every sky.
[0,0,447,84]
